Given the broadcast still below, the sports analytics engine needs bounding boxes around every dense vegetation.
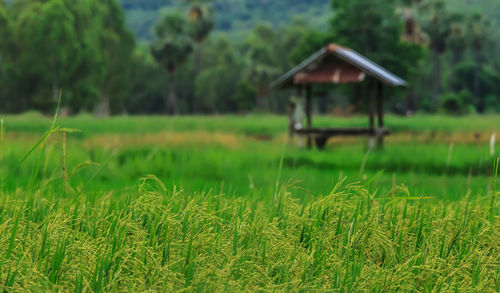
[0,114,499,291]
[1,0,500,116]
[121,0,331,41]
[119,0,500,41]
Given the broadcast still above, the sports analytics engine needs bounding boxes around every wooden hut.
[271,44,408,149]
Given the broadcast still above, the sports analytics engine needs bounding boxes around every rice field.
[0,113,499,291]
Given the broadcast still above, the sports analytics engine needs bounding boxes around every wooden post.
[297,85,303,96]
[368,81,375,131]
[368,81,376,149]
[376,82,385,147]
[290,85,304,138]
[305,84,312,149]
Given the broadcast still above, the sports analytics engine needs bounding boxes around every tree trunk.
[52,80,60,102]
[256,88,265,111]
[473,51,483,113]
[451,51,461,67]
[96,94,111,117]
[406,87,416,115]
[191,43,202,114]
[120,102,128,116]
[167,71,177,115]
[194,43,201,79]
[432,49,442,109]
[256,94,263,111]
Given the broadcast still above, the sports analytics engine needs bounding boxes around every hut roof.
[271,44,408,89]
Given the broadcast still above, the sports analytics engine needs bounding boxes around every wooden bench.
[294,127,390,149]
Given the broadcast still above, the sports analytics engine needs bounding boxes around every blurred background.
[1,0,499,201]
[0,0,499,116]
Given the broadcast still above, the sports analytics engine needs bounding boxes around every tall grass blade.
[15,92,62,170]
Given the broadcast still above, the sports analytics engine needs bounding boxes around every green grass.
[2,114,499,200]
[3,112,500,136]
[2,137,496,200]
[0,114,499,291]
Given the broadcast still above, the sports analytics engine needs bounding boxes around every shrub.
[485,94,500,113]
[439,90,475,115]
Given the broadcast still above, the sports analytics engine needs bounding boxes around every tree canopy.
[0,0,500,115]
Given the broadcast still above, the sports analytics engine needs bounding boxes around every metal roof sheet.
[271,44,408,89]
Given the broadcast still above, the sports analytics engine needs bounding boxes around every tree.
[0,3,9,52]
[447,14,467,67]
[468,13,492,113]
[331,0,402,61]
[151,12,193,115]
[278,18,311,69]
[125,48,169,114]
[329,0,424,110]
[96,0,136,116]
[16,0,81,109]
[184,0,215,112]
[289,30,330,64]
[243,24,280,111]
[400,2,426,46]
[419,0,454,108]
[185,1,214,74]
[195,37,240,112]
[448,61,499,103]
[2,0,108,113]
[0,2,13,112]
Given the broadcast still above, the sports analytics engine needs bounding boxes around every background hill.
[120,0,500,42]
[447,0,500,23]
[120,0,331,41]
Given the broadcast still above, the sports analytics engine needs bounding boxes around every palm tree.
[419,0,453,108]
[447,14,466,67]
[184,0,215,113]
[151,12,193,115]
[185,2,214,75]
[468,13,492,113]
[398,2,426,113]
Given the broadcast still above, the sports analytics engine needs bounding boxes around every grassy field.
[0,113,499,291]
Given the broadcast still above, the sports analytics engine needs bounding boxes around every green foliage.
[150,12,193,114]
[447,15,467,65]
[485,95,500,114]
[97,0,136,115]
[439,90,474,115]
[186,3,214,43]
[151,12,193,74]
[0,0,136,114]
[447,61,500,106]
[14,0,90,111]
[414,0,500,112]
[332,0,423,79]
[419,1,456,54]
[1,0,500,115]
[124,49,168,114]
[234,81,257,111]
[195,66,237,112]
[446,0,500,26]
[289,30,330,64]
[121,0,330,41]
[287,0,425,110]
[242,24,285,110]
